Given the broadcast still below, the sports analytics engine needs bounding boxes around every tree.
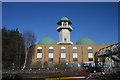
[22,31,36,69]
[2,27,25,69]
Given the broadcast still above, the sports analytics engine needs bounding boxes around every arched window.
[88,53,93,58]
[60,46,66,62]
[48,46,54,62]
[73,47,77,49]
[88,46,92,49]
[61,53,66,62]
[37,53,42,62]
[48,46,54,53]
[60,47,66,53]
[37,46,42,53]
[73,53,77,58]
[72,47,77,53]
[49,46,54,49]
[61,46,66,49]
[48,53,54,62]
[37,53,42,58]
[88,46,93,61]
[88,46,93,53]
[37,46,42,49]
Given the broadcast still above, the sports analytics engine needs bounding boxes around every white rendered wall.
[59,29,70,42]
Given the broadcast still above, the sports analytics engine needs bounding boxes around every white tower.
[57,17,73,45]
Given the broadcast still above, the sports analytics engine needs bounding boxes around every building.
[28,17,109,68]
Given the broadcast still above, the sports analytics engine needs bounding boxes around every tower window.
[64,38,67,42]
[63,22,67,27]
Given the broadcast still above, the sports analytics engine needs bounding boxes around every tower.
[57,17,73,45]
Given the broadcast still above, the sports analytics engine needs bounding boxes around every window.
[88,49,93,53]
[73,53,78,58]
[49,46,54,49]
[60,47,66,53]
[37,49,42,53]
[72,49,77,53]
[88,58,93,61]
[48,58,53,62]
[73,58,78,62]
[61,53,66,58]
[88,53,93,58]
[63,22,67,26]
[88,47,92,49]
[60,49,66,53]
[36,58,42,62]
[61,47,66,49]
[37,53,42,58]
[49,53,53,58]
[64,38,67,42]
[48,49,54,53]
[37,47,42,49]
[73,47,77,49]
[61,58,66,62]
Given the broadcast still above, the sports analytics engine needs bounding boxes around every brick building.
[28,17,110,68]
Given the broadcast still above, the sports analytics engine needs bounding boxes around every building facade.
[28,17,110,68]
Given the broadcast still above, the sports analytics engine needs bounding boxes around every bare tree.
[22,31,36,69]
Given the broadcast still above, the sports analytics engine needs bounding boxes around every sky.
[2,2,118,44]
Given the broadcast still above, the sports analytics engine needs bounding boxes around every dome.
[76,38,95,45]
[57,17,72,24]
[60,17,69,20]
[38,38,56,45]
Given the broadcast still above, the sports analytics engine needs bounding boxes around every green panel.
[38,37,56,45]
[76,38,95,45]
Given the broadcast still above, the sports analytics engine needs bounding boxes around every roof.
[38,37,56,45]
[60,17,69,20]
[76,38,95,45]
[57,17,72,24]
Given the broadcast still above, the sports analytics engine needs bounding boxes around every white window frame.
[37,53,42,58]
[61,53,66,58]
[88,53,93,58]
[37,46,42,49]
[73,46,77,49]
[88,46,92,49]
[73,53,78,58]
[61,46,66,49]
[49,53,54,58]
[49,46,54,49]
